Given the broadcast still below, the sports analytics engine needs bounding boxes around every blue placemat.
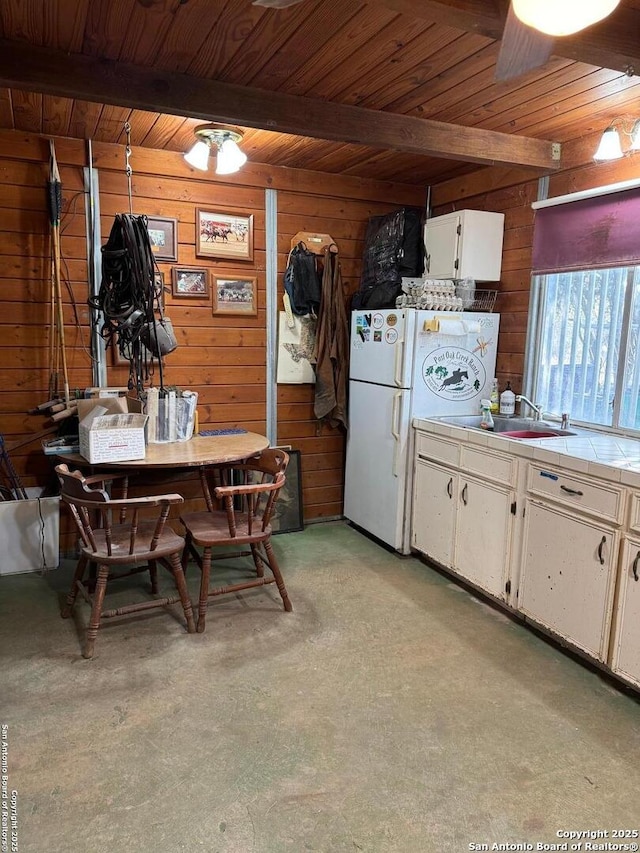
[199,428,248,436]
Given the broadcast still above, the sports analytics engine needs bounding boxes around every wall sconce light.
[593,119,640,161]
[184,125,248,175]
[512,0,621,36]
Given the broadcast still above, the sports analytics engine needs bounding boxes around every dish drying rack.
[466,290,498,312]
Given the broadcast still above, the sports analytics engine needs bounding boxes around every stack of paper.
[145,387,159,443]
[145,387,198,443]
[176,390,198,441]
[155,389,175,443]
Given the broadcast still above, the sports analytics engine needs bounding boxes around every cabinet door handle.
[597,535,606,565]
[560,485,584,496]
[633,551,640,582]
[461,483,468,505]
[425,252,430,274]
[447,477,453,499]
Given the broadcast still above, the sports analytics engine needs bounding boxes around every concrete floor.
[1,520,640,853]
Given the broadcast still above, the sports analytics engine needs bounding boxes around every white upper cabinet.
[424,209,505,281]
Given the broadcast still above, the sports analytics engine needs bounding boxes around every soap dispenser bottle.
[480,399,494,430]
[499,382,516,417]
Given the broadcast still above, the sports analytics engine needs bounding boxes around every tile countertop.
[413,417,640,490]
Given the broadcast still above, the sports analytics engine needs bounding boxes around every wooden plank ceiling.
[0,0,639,184]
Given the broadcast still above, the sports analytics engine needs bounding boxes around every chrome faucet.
[545,411,571,429]
[515,394,543,420]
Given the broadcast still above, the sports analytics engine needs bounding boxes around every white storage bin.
[0,489,60,575]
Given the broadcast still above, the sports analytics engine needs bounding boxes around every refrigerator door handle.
[391,392,402,477]
[394,337,405,387]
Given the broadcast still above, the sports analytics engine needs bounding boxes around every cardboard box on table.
[77,397,148,464]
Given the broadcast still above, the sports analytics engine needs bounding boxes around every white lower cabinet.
[412,455,512,601]
[519,500,618,661]
[411,426,640,689]
[455,475,512,600]
[412,459,457,568]
[610,536,640,689]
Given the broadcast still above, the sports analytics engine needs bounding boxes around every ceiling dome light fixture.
[512,0,621,37]
[184,125,247,175]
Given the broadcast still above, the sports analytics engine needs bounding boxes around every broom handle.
[52,226,70,405]
[48,139,69,407]
[49,254,58,399]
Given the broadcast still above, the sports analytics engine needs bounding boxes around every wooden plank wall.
[0,128,424,545]
[0,133,93,494]
[430,135,640,396]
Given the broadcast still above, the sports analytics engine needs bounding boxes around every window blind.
[531,187,640,274]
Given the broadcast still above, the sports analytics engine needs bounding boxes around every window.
[528,181,640,433]
[529,265,640,432]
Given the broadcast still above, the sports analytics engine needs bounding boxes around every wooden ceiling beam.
[379,0,507,39]
[0,39,561,171]
[377,0,640,77]
[430,125,633,206]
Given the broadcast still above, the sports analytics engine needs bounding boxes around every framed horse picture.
[212,275,257,316]
[196,210,254,262]
[172,267,209,297]
[146,216,178,262]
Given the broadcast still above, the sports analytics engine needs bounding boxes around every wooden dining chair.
[180,448,293,632]
[55,464,196,658]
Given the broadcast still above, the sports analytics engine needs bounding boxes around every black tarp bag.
[352,207,424,310]
[284,241,322,315]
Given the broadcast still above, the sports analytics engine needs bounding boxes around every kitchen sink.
[435,415,577,438]
[500,429,566,439]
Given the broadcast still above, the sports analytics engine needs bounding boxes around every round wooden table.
[60,432,270,470]
[55,433,272,595]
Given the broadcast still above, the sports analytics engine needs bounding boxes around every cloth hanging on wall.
[283,241,322,315]
[312,247,348,429]
[276,311,317,384]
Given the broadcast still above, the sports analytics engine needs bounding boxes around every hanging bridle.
[88,122,176,394]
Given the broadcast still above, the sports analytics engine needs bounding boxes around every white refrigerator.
[344,308,499,553]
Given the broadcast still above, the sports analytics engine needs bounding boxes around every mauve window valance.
[531,186,640,274]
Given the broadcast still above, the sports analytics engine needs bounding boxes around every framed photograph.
[271,449,304,535]
[146,216,178,262]
[153,271,166,310]
[196,209,254,261]
[172,267,209,298]
[212,275,257,316]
